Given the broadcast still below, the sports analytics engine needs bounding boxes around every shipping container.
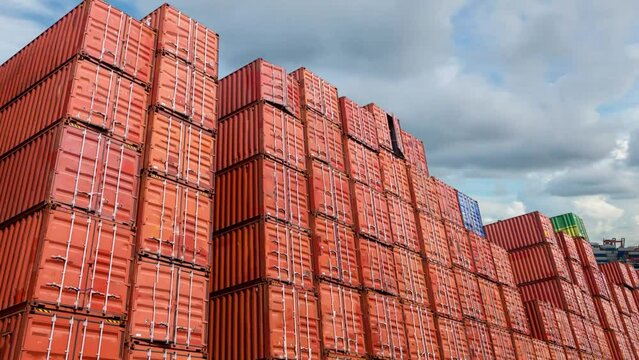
[151,55,217,132]
[478,278,508,328]
[446,222,475,271]
[594,297,623,332]
[574,237,598,269]
[553,308,576,349]
[525,301,561,344]
[0,123,140,225]
[379,151,411,202]
[0,305,124,359]
[432,178,463,226]
[622,315,639,356]
[309,160,352,225]
[485,211,557,251]
[339,97,379,151]
[626,263,639,287]
[563,348,580,360]
[491,243,517,288]
[361,292,408,358]
[555,232,580,263]
[0,0,153,108]
[488,325,516,360]
[351,183,392,244]
[211,218,313,292]
[454,268,485,321]
[417,212,451,266]
[437,317,470,360]
[566,259,589,293]
[457,190,485,237]
[464,319,494,360]
[402,303,440,360]
[216,102,305,172]
[509,243,570,285]
[584,321,602,358]
[600,262,634,289]
[593,325,613,359]
[358,237,398,295]
[512,333,536,360]
[290,68,339,123]
[610,285,632,316]
[584,266,611,300]
[365,103,399,154]
[408,168,440,216]
[519,278,578,314]
[318,282,366,356]
[313,216,359,287]
[0,58,148,155]
[566,314,590,354]
[127,347,207,359]
[547,344,567,360]
[605,330,635,360]
[345,138,383,191]
[427,262,461,320]
[214,156,309,232]
[387,196,420,252]
[394,247,429,306]
[137,175,212,269]
[0,207,133,316]
[532,339,552,360]
[579,290,600,325]
[144,109,215,190]
[500,285,530,335]
[471,233,497,281]
[550,213,588,240]
[210,281,320,360]
[143,3,219,78]
[401,129,429,173]
[305,109,345,171]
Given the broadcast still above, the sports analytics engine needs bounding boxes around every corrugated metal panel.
[358,237,398,295]
[593,325,613,359]
[387,196,419,252]
[417,212,451,266]
[574,237,598,269]
[488,325,515,360]
[290,68,339,123]
[305,109,345,171]
[340,97,379,151]
[210,282,320,359]
[563,347,580,360]
[379,150,411,202]
[437,317,470,360]
[457,190,485,237]
[446,222,475,272]
[585,321,602,358]
[567,259,589,293]
[553,308,576,349]
[509,243,571,285]
[610,285,631,315]
[427,262,461,320]
[567,313,590,354]
[605,330,635,360]
[584,267,611,300]
[491,243,516,287]
[532,339,552,360]
[143,3,219,78]
[214,156,309,232]
[211,218,313,292]
[364,103,392,152]
[464,319,494,360]
[478,278,507,328]
[362,292,407,358]
[500,285,530,335]
[471,233,497,281]
[345,138,382,192]
[351,183,392,244]
[0,58,148,155]
[408,169,440,216]
[524,300,561,344]
[626,263,639,288]
[512,333,536,360]
[318,281,366,356]
[313,216,359,287]
[309,160,352,225]
[127,347,206,359]
[432,178,462,226]
[401,303,439,360]
[394,247,429,306]
[484,211,557,251]
[216,102,305,172]
[454,268,485,321]
[594,297,623,332]
[555,232,580,263]
[400,129,428,173]
[519,278,578,314]
[600,262,634,288]
[550,213,589,240]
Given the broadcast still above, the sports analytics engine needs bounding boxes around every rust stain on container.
[305,109,345,172]
[361,291,408,358]
[309,160,352,225]
[402,303,439,359]
[351,183,392,244]
[340,97,379,151]
[345,138,383,191]
[318,281,366,356]
[290,68,340,124]
[312,216,359,287]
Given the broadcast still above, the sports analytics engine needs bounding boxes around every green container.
[551,213,589,240]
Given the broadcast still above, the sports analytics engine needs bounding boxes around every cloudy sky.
[4,0,638,244]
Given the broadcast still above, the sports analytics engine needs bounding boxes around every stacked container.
[0,1,154,357]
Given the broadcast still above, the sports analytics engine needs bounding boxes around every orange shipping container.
[0,58,148,155]
[484,211,557,251]
[394,247,429,306]
[512,333,536,360]
[0,0,153,107]
[417,212,451,266]
[566,314,590,354]
[401,129,429,173]
[0,207,133,316]
[211,218,313,292]
[566,259,589,293]
[432,178,463,226]
[214,156,309,232]
[387,196,420,252]
[584,266,611,300]
[309,161,352,225]
[500,285,530,335]
[345,138,383,191]
[210,282,320,360]
[508,243,570,285]
[446,222,475,271]
[351,183,392,244]
[365,103,393,152]
[305,109,345,171]
[290,68,340,123]
[428,262,461,320]
[437,317,470,360]
[605,330,635,360]
[379,150,411,202]
[362,292,408,358]
[402,303,440,359]
[555,232,580,263]
[532,339,552,360]
[127,348,206,359]
[547,344,567,360]
[313,216,359,287]
[601,262,635,289]
[340,97,379,151]
[525,300,561,344]
[0,123,140,225]
[454,268,485,321]
[584,321,602,358]
[359,238,398,295]
[553,308,576,349]
[611,285,631,315]
[478,278,508,328]
[488,325,516,360]
[318,282,366,356]
[519,278,578,314]
[574,237,599,269]
[471,233,497,281]
[408,168,441,216]
[593,324,613,359]
[464,319,494,360]
[491,243,516,287]
[594,297,623,332]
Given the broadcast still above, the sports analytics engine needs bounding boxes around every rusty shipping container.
[318,281,366,356]
[309,160,352,225]
[488,325,516,360]
[401,303,440,359]
[485,211,557,251]
[305,109,345,171]
[508,243,571,285]
[290,68,340,123]
[345,138,383,191]
[340,97,379,151]
[312,216,359,287]
[361,291,408,358]
[0,0,154,108]
[0,123,140,226]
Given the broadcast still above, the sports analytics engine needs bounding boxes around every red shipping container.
[479,278,508,328]
[137,175,212,268]
[128,348,206,359]
[345,138,383,191]
[0,124,140,225]
[305,109,345,171]
[605,330,635,360]
[622,315,639,356]
[210,282,320,360]
[484,211,557,251]
[580,292,600,326]
[491,243,517,288]
[437,317,470,360]
[309,160,352,225]
[339,97,379,150]
[555,232,580,263]
[145,110,215,190]
[387,196,420,252]
[143,3,218,78]
[532,339,552,360]
[567,314,590,354]
[547,344,567,360]
[574,237,598,269]
[584,321,602,358]
[0,0,153,107]
[401,129,429,173]
[594,297,623,332]
[128,259,208,350]
[500,285,530,335]
[318,282,366,356]
[365,103,393,152]
[454,268,485,321]
[488,325,516,360]
[211,218,313,292]
[362,292,408,358]
[290,68,340,123]
[553,308,576,349]
[0,207,133,316]
[508,243,570,285]
[567,259,589,293]
[351,182,392,244]
[313,216,359,287]
[626,263,639,288]
[471,233,497,281]
[324,356,365,360]
[525,300,561,344]
[601,262,634,289]
[446,222,475,271]
[408,168,440,216]
[427,262,462,320]
[563,348,580,360]
[359,237,398,295]
[593,324,613,359]
[0,58,148,155]
[216,102,305,172]
[214,156,309,232]
[512,333,536,360]
[394,247,429,306]
[611,285,631,315]
[0,305,124,359]
[379,150,411,202]
[584,267,611,300]
[418,212,451,266]
[151,55,218,132]
[519,278,578,314]
[432,178,463,226]
[464,319,494,360]
[402,303,440,359]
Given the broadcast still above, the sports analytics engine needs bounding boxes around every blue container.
[457,190,485,237]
